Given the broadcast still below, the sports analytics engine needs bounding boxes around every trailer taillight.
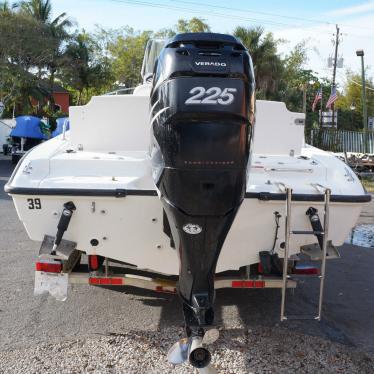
[231,280,265,288]
[35,261,62,273]
[293,265,320,275]
[89,277,123,285]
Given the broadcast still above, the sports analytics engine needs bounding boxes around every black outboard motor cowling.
[150,33,255,330]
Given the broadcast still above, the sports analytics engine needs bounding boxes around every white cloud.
[327,1,374,17]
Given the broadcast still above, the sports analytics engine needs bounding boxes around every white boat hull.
[5,95,370,275]
[11,192,364,275]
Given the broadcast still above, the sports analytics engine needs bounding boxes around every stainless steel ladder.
[280,187,331,321]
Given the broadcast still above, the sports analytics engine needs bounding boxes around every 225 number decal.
[27,198,42,210]
[185,87,237,106]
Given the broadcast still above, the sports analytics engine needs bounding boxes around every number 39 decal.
[27,198,42,210]
[185,87,237,106]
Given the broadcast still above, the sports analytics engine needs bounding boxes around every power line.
[104,0,330,32]
[170,0,374,32]
[349,79,374,91]
[103,0,374,40]
[171,0,328,26]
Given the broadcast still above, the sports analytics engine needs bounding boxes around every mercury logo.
[183,223,202,235]
[195,61,227,67]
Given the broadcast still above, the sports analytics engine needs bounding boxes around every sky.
[53,0,374,89]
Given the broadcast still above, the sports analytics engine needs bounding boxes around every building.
[31,80,70,114]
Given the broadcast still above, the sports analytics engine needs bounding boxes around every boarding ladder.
[280,187,331,321]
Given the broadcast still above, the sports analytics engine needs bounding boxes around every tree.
[335,72,374,130]
[59,33,112,105]
[0,0,17,12]
[176,17,210,33]
[234,26,283,99]
[155,17,210,38]
[0,10,56,114]
[102,27,152,89]
[18,0,73,109]
[277,42,319,111]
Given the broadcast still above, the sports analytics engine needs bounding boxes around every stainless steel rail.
[280,187,331,321]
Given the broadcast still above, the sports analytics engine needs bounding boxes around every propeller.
[202,328,220,345]
[167,337,190,365]
[167,329,220,371]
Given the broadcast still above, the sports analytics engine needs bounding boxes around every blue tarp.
[52,117,69,138]
[10,116,47,140]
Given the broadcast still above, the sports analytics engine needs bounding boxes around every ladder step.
[289,274,321,279]
[282,315,320,321]
[291,230,324,235]
[281,187,330,323]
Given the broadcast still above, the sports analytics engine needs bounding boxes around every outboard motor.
[150,33,255,336]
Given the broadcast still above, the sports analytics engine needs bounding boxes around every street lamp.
[356,49,368,152]
[356,50,367,129]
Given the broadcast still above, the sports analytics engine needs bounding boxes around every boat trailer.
[34,188,339,372]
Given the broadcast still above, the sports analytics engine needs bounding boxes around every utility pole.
[331,24,340,128]
[319,88,323,129]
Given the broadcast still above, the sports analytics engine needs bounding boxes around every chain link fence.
[308,128,374,154]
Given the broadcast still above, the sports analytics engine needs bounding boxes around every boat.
[5,33,371,371]
[9,115,47,163]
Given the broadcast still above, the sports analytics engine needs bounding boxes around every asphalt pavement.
[0,155,373,373]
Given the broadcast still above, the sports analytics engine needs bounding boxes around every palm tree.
[234,26,283,99]
[60,33,112,105]
[18,0,73,109]
[0,0,17,13]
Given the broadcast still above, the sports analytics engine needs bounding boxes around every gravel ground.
[1,155,374,373]
[0,326,373,374]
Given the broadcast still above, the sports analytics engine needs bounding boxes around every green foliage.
[59,32,113,104]
[176,17,210,33]
[0,0,373,134]
[18,0,73,110]
[0,0,17,13]
[0,0,73,115]
[0,10,57,114]
[335,72,374,130]
[104,27,152,89]
[155,17,209,38]
[234,26,283,99]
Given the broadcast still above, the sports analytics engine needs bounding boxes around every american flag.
[312,89,322,112]
[326,86,338,109]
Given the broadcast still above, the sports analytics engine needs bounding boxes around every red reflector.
[89,255,99,270]
[89,277,123,285]
[155,286,177,294]
[232,280,265,288]
[293,267,320,275]
[36,262,62,273]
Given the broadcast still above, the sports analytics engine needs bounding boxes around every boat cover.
[10,116,47,140]
[52,117,69,138]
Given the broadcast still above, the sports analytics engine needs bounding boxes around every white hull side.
[11,194,363,275]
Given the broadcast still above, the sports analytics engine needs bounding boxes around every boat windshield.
[141,39,165,82]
